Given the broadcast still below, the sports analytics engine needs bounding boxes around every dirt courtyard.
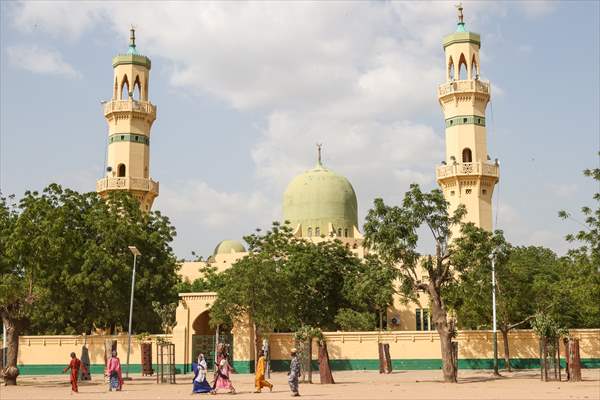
[2,369,599,400]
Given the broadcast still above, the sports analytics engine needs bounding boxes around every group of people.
[63,350,123,394]
[192,343,236,394]
[191,345,301,397]
[63,344,301,396]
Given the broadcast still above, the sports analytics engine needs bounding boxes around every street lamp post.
[126,245,141,380]
[491,251,500,376]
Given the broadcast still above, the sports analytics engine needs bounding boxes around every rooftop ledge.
[112,53,151,69]
[443,31,481,49]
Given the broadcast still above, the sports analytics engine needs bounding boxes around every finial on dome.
[316,143,323,166]
[130,26,136,48]
[455,2,466,32]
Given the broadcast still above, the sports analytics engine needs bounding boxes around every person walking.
[212,357,236,394]
[288,348,301,397]
[63,352,87,394]
[192,353,212,394]
[254,350,273,393]
[107,350,123,391]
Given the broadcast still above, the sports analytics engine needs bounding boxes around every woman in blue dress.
[192,353,212,394]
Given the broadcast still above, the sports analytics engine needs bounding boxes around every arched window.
[344,228,349,237]
[448,56,455,81]
[462,148,472,163]
[133,76,141,101]
[120,75,130,100]
[471,55,478,79]
[307,227,312,237]
[315,227,320,237]
[337,228,342,237]
[458,54,467,80]
[117,163,126,177]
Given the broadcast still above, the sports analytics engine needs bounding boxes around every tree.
[341,255,397,330]
[447,225,560,372]
[363,184,465,383]
[0,185,180,384]
[559,155,600,268]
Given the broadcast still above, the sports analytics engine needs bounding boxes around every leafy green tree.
[559,155,599,268]
[341,255,397,330]
[0,185,180,384]
[363,184,465,383]
[176,264,224,293]
[334,309,376,331]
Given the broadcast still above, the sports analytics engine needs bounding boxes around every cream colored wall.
[7,334,171,366]
[260,329,600,362]
[6,329,598,367]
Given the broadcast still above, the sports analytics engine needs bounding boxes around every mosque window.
[337,228,342,237]
[117,163,126,177]
[482,189,487,195]
[466,189,472,195]
[344,228,349,237]
[307,227,312,237]
[462,148,472,163]
[450,191,455,196]
[416,308,432,331]
[315,227,320,237]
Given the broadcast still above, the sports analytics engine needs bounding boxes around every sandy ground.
[1,369,599,400]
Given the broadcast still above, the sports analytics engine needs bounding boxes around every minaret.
[436,4,499,233]
[96,28,159,211]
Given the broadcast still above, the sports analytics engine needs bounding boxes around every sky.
[1,1,598,260]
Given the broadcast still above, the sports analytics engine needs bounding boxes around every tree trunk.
[253,321,258,373]
[569,338,582,382]
[1,315,21,386]
[318,342,334,384]
[428,285,457,383]
[500,327,511,372]
[379,311,383,331]
[307,339,313,384]
[378,343,392,374]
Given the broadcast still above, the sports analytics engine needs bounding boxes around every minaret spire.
[316,143,323,166]
[456,2,464,24]
[129,25,136,49]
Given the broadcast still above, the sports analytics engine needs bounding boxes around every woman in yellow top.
[254,350,273,393]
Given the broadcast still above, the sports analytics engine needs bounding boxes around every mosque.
[97,6,499,371]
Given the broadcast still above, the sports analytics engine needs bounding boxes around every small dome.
[213,240,246,256]
[283,160,358,238]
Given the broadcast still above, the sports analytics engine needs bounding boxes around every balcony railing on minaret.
[103,99,157,119]
[436,161,499,180]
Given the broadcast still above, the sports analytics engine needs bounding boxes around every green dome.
[213,240,246,255]
[283,161,358,238]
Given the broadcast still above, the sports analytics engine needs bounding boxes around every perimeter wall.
[2,329,598,375]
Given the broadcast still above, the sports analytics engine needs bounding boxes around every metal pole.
[2,322,7,367]
[491,253,499,375]
[126,253,137,379]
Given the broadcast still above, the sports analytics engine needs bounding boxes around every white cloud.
[6,1,561,256]
[515,1,558,19]
[7,45,81,78]
[546,183,578,198]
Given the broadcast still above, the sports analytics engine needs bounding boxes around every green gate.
[191,333,233,370]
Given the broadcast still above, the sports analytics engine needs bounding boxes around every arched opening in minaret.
[462,148,472,163]
[120,75,130,100]
[458,53,467,80]
[133,75,141,101]
[471,55,478,79]
[117,163,126,177]
[448,56,455,81]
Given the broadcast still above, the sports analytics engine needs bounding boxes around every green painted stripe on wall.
[232,360,254,374]
[445,115,486,128]
[109,133,150,145]
[15,364,185,376]
[13,359,600,375]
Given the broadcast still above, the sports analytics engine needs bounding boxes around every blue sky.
[1,1,598,259]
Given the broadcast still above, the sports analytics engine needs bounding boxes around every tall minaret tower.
[436,4,499,233]
[96,28,159,211]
